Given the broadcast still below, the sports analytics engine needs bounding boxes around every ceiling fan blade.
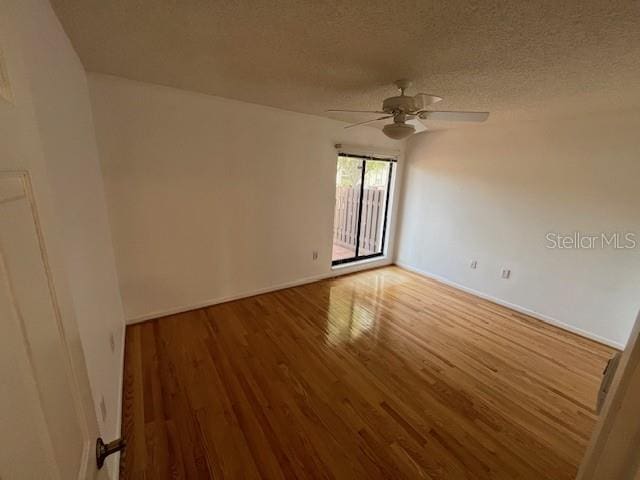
[344,115,393,129]
[327,109,387,114]
[406,118,427,133]
[413,93,443,109]
[420,111,490,122]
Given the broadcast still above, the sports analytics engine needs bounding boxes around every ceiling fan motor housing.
[382,95,417,114]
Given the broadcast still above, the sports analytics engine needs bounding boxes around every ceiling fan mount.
[327,80,489,140]
[394,78,413,93]
[381,79,441,117]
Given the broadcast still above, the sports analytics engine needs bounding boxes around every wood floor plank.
[120,266,614,479]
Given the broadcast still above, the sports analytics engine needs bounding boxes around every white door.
[0,172,107,480]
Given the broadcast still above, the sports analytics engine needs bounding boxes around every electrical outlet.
[312,250,318,260]
[501,268,511,279]
[470,260,478,269]
[100,395,107,423]
[109,332,116,353]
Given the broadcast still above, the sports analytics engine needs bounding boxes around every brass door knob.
[96,437,126,469]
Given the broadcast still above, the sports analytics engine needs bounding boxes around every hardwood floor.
[120,266,614,479]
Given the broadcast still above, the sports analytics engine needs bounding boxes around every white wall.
[0,1,125,476]
[396,110,640,348]
[89,74,403,323]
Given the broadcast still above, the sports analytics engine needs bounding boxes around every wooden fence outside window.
[333,186,386,255]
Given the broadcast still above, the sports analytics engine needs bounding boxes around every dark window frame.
[332,152,396,266]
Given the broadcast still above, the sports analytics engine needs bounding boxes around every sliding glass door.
[332,153,394,265]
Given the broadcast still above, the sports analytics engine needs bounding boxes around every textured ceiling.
[51,0,640,126]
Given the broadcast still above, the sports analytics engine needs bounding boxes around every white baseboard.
[395,262,625,350]
[126,258,392,324]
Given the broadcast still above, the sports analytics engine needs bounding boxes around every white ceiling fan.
[328,79,489,140]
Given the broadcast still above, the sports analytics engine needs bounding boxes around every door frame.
[577,309,640,480]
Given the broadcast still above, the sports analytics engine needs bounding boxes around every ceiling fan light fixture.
[382,122,415,140]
